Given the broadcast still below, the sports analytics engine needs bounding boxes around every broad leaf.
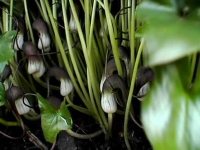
[37,94,72,143]
[0,31,16,63]
[0,0,24,15]
[136,1,200,66]
[0,82,6,106]
[142,65,200,150]
[0,62,7,74]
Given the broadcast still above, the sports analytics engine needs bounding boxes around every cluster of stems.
[0,0,144,149]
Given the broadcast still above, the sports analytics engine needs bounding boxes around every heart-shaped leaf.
[0,82,6,106]
[0,31,16,63]
[37,94,72,143]
[136,1,200,66]
[0,62,7,76]
[142,65,200,150]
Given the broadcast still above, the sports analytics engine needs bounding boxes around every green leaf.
[0,62,7,74]
[136,1,200,66]
[0,82,6,106]
[0,31,16,63]
[142,65,200,150]
[0,0,24,15]
[37,94,72,143]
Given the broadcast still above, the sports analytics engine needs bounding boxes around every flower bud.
[137,82,150,101]
[0,65,12,82]
[135,67,154,94]
[32,18,48,33]
[102,74,127,107]
[60,78,73,96]
[38,33,51,52]
[69,15,77,32]
[101,91,117,113]
[28,56,45,78]
[100,58,127,92]
[32,18,51,52]
[47,67,73,96]
[22,42,38,56]
[14,33,24,51]
[48,96,61,109]
[6,86,31,115]
[6,86,23,102]
[15,97,31,115]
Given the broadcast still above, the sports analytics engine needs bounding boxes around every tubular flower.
[23,42,46,77]
[69,15,77,32]
[47,67,73,96]
[32,18,51,52]
[137,82,150,101]
[15,97,31,115]
[101,91,117,113]
[6,86,31,115]
[14,33,24,51]
[38,32,51,52]
[100,58,127,92]
[60,78,73,96]
[28,56,45,78]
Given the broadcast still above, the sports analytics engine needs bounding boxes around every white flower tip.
[33,61,46,78]
[28,59,40,74]
[101,92,117,113]
[28,58,45,78]
[69,16,77,32]
[15,97,30,115]
[100,74,106,92]
[14,34,24,51]
[38,33,51,52]
[60,78,73,96]
[137,82,150,101]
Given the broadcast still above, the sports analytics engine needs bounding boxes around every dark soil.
[0,104,152,150]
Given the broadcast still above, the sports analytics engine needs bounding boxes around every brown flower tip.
[32,18,48,33]
[48,96,61,109]
[102,74,127,106]
[6,86,24,102]
[0,65,12,82]
[136,67,154,89]
[47,67,69,80]
[22,42,38,56]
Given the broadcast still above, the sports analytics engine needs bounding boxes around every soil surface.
[0,106,152,150]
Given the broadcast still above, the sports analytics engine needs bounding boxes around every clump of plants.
[1,0,200,150]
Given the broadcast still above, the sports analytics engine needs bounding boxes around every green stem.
[129,0,136,75]
[35,0,44,18]
[33,76,59,90]
[189,53,197,85]
[84,0,90,44]
[40,0,63,67]
[44,0,88,109]
[87,70,107,133]
[61,0,91,109]
[69,0,108,130]
[2,7,9,32]
[124,38,144,150]
[0,118,20,126]
[108,113,113,136]
[65,97,91,116]
[40,0,49,23]
[23,0,35,43]
[52,0,58,19]
[104,0,123,76]
[9,0,14,31]
[66,129,103,139]
[88,0,97,54]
